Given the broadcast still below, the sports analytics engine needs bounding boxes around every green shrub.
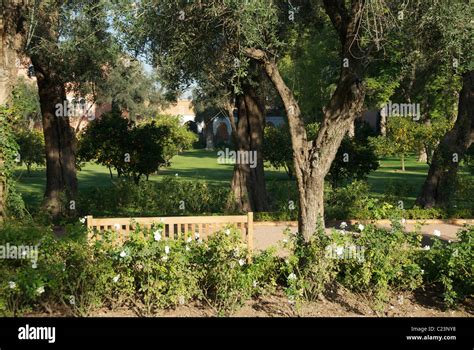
[77,177,230,217]
[337,221,424,310]
[420,226,474,307]
[110,224,200,315]
[281,225,339,305]
[194,227,278,315]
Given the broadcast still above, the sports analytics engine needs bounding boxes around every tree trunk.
[416,70,474,208]
[245,0,367,240]
[401,154,405,171]
[33,64,78,218]
[228,85,269,212]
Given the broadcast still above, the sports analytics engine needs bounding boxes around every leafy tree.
[78,112,196,183]
[370,117,419,171]
[23,0,118,219]
[15,129,45,175]
[115,0,272,212]
[408,0,474,208]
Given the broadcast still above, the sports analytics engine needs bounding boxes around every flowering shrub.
[281,225,339,305]
[420,226,474,307]
[194,228,278,315]
[337,221,424,310]
[109,224,200,315]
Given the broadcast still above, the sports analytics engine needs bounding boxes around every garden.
[0,0,473,319]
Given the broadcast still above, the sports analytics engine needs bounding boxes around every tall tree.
[25,0,117,218]
[244,0,401,238]
[414,0,474,208]
[120,0,270,212]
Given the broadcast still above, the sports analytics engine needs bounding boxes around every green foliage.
[282,225,338,305]
[0,223,278,316]
[77,178,230,217]
[14,129,45,174]
[337,222,424,310]
[78,112,196,183]
[264,122,379,186]
[420,226,473,307]
[10,78,41,126]
[370,117,418,170]
[0,107,26,219]
[195,228,278,315]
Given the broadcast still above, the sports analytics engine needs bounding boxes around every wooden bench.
[86,213,254,252]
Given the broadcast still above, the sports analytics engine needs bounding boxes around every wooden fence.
[86,212,254,252]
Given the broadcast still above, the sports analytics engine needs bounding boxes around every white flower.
[31,262,37,269]
[119,251,127,258]
[161,255,168,262]
[154,230,162,241]
[79,217,86,224]
[8,281,16,289]
[113,275,120,283]
[178,296,185,305]
[165,246,170,255]
[335,246,344,256]
[340,222,348,229]
[68,295,75,305]
[401,218,406,224]
[423,245,430,251]
[358,224,365,231]
[224,229,231,236]
[198,239,203,244]
[252,280,258,288]
[186,237,192,243]
[238,259,245,266]
[433,229,441,237]
[194,232,200,240]
[288,273,297,281]
[114,223,120,230]
[175,173,179,177]
[185,245,190,251]
[448,240,452,243]
[282,239,288,243]
[36,286,45,295]
[421,269,424,274]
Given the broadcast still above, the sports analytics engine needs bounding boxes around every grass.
[13,149,471,210]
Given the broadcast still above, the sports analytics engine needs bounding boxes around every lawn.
[13,149,470,210]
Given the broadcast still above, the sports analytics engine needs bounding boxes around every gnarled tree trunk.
[416,70,474,208]
[245,0,367,240]
[32,63,78,218]
[228,84,269,212]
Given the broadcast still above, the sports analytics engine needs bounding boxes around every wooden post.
[247,212,253,262]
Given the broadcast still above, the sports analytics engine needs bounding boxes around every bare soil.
[26,287,473,318]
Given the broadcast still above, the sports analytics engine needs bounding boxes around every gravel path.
[253,221,468,253]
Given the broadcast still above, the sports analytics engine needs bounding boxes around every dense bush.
[264,122,379,186]
[78,112,196,183]
[420,226,473,307]
[14,129,45,175]
[77,178,230,217]
[0,222,278,316]
[336,221,424,310]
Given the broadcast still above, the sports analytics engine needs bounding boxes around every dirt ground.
[26,286,472,318]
